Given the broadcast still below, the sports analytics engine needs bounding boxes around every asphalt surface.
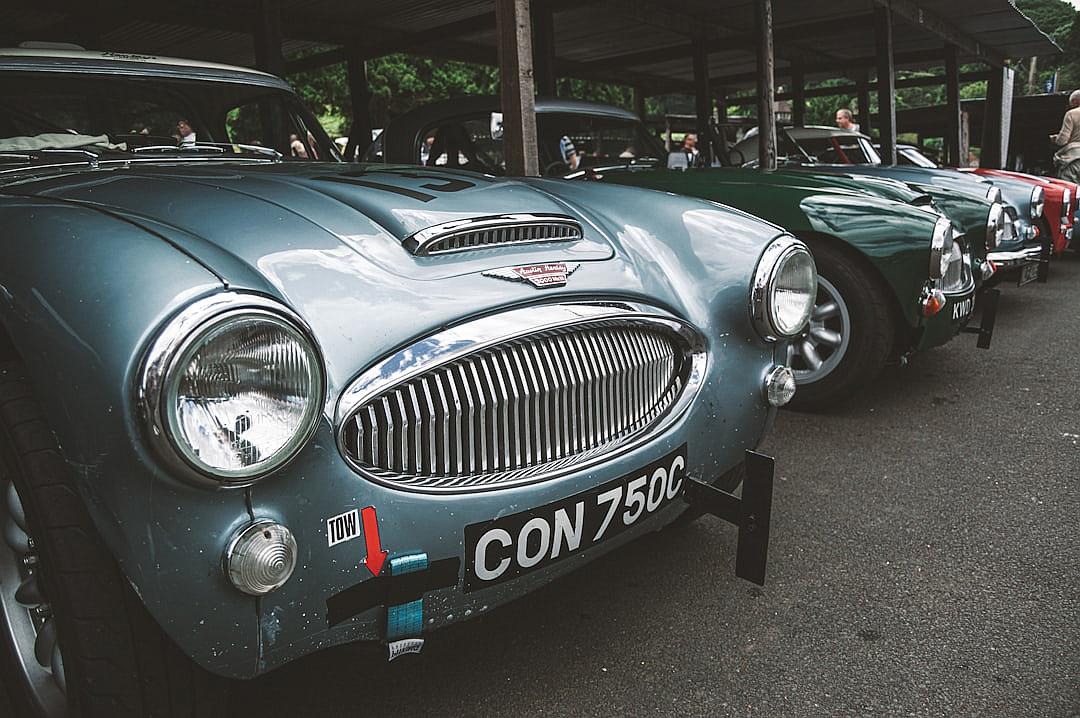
[5,256,1079,717]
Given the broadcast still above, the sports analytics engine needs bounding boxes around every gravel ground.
[5,256,1078,717]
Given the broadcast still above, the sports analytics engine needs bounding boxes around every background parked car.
[374,97,992,409]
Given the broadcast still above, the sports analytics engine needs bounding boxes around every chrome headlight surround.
[985,202,1004,250]
[985,186,1002,204]
[1030,186,1044,219]
[929,217,955,280]
[750,235,817,340]
[138,293,326,488]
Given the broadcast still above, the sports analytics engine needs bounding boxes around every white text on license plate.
[463,446,688,591]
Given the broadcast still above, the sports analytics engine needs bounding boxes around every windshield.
[898,147,938,168]
[0,72,339,161]
[412,110,665,176]
[536,113,665,175]
[791,133,882,165]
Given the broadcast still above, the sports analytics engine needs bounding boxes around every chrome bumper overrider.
[987,246,1042,269]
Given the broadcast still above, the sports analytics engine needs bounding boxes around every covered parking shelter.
[2,0,1058,173]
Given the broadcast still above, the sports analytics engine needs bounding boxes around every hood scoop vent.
[404,214,582,256]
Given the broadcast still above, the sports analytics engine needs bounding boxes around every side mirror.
[667,152,689,171]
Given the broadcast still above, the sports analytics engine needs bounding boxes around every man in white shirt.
[835,108,860,134]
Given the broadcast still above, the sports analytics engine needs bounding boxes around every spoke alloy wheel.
[0,476,67,717]
[787,276,852,385]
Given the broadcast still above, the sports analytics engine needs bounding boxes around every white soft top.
[0,47,278,80]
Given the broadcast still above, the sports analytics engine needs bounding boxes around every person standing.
[1051,90,1080,182]
[835,108,860,133]
[682,133,702,168]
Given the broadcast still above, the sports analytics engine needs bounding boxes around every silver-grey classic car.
[0,50,816,716]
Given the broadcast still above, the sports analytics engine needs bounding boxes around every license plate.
[463,445,688,592]
[950,293,975,321]
[1018,262,1040,286]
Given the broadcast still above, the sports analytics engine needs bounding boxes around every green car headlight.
[929,217,955,280]
[139,294,325,487]
[750,236,817,340]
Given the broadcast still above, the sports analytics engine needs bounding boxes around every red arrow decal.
[360,506,388,577]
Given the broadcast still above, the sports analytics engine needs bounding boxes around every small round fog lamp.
[764,365,797,407]
[225,520,297,596]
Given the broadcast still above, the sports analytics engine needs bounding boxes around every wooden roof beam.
[872,0,1005,67]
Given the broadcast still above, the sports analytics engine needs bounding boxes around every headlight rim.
[985,202,1004,250]
[1030,186,1044,219]
[929,216,954,280]
[750,235,817,341]
[138,292,326,489]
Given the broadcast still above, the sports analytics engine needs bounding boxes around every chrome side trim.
[403,214,583,256]
[335,302,707,494]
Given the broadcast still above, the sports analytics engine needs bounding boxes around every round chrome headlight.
[1030,186,1044,219]
[985,202,1004,250]
[750,236,817,340]
[140,294,325,487]
[929,217,955,279]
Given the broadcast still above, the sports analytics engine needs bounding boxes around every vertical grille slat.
[342,320,695,490]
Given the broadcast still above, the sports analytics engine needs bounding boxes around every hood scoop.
[404,213,582,256]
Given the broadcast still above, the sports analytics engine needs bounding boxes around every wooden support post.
[633,87,647,122]
[692,33,713,165]
[944,43,962,168]
[253,0,284,77]
[791,62,805,128]
[343,46,373,162]
[857,72,872,134]
[981,66,1013,170]
[874,5,897,165]
[253,0,286,153]
[716,87,727,123]
[756,0,777,170]
[495,0,540,176]
[531,0,556,96]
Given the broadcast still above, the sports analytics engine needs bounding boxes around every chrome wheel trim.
[787,276,852,385]
[0,477,67,717]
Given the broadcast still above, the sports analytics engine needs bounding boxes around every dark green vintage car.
[374,98,998,409]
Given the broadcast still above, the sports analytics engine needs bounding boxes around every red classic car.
[965,168,1075,256]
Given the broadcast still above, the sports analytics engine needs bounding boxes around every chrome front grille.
[337,303,704,492]
[404,214,582,255]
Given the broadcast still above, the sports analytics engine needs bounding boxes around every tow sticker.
[388,638,425,661]
[326,509,361,548]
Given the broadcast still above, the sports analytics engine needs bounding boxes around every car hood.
[4,160,781,400]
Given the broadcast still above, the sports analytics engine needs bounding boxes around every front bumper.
[987,245,1042,270]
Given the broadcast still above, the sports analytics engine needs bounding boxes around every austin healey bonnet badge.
[482,262,580,289]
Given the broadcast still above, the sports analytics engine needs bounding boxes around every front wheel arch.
[794,231,910,358]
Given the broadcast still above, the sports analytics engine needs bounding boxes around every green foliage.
[1014,0,1080,91]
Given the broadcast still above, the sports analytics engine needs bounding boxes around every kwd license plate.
[464,446,688,592]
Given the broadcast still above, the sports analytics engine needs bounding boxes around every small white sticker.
[326,509,361,548]
[388,638,425,661]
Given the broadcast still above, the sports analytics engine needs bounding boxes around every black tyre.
[0,361,227,718]
[787,242,895,410]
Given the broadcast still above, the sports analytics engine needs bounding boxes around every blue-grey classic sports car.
[0,49,816,716]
